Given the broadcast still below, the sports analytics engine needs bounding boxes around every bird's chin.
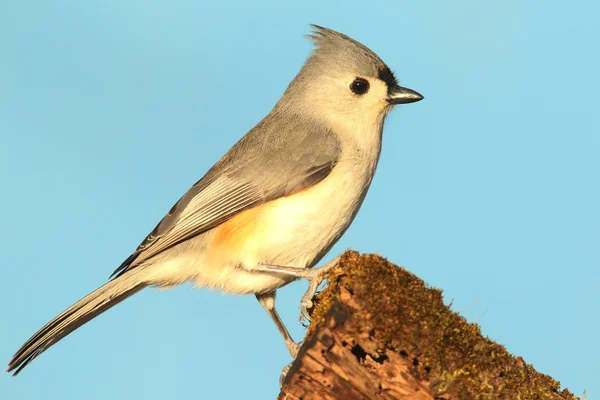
[382,103,397,114]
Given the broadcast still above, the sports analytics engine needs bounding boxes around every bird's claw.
[279,338,304,387]
[279,362,292,388]
[298,256,341,323]
[299,276,321,322]
[300,297,314,322]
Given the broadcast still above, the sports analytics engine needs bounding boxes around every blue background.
[1,1,597,398]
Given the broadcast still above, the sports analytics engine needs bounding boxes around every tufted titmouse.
[8,25,422,375]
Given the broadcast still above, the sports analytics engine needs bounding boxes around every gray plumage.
[112,108,341,277]
[305,25,393,80]
[9,269,148,375]
[8,24,423,376]
[109,25,379,276]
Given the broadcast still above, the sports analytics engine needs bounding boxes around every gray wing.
[111,115,340,278]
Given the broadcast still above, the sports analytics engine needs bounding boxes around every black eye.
[350,78,370,95]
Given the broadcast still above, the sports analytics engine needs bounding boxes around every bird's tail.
[7,269,148,375]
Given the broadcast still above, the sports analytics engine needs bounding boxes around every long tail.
[7,270,148,375]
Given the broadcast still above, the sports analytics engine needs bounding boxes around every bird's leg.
[256,291,300,358]
[255,256,341,321]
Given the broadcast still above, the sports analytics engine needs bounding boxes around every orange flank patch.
[207,171,335,265]
[210,183,323,253]
[211,204,271,250]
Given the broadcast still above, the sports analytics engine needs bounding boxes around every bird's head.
[279,25,423,132]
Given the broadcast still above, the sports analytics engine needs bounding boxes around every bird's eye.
[350,78,370,95]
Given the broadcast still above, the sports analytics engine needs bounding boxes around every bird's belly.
[195,163,373,295]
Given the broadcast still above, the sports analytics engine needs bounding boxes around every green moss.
[308,251,577,399]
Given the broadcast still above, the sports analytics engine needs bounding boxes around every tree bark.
[278,251,578,400]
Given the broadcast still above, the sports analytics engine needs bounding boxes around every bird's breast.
[220,152,376,258]
[195,153,379,294]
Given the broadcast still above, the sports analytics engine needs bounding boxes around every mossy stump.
[278,251,577,400]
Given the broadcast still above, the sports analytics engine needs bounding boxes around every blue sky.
[1,1,598,398]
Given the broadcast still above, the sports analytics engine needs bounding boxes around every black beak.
[387,85,424,105]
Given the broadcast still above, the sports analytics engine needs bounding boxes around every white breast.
[260,152,379,268]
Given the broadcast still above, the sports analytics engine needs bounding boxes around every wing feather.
[111,115,341,278]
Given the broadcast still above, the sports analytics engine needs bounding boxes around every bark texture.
[278,251,577,400]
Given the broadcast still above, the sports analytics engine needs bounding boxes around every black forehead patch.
[378,66,398,92]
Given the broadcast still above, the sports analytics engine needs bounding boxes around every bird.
[7,24,423,376]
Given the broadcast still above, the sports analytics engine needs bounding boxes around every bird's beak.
[387,85,424,105]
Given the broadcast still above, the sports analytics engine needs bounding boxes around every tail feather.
[7,271,147,375]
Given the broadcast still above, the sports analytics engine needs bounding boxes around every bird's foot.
[279,362,292,388]
[298,256,340,322]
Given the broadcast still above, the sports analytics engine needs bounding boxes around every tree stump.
[278,251,578,400]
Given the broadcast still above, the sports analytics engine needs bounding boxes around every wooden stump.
[278,251,578,400]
